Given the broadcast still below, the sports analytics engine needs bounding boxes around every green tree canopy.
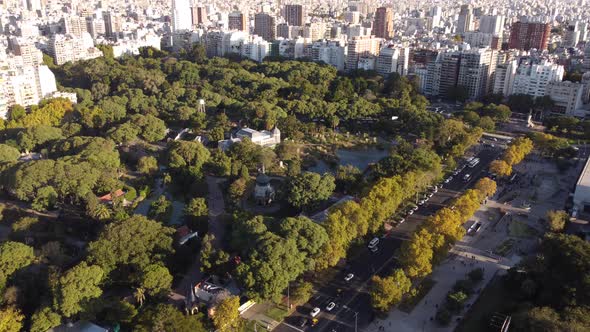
[55,262,104,317]
[133,304,206,332]
[287,172,335,210]
[140,264,173,297]
[0,144,20,163]
[87,215,175,277]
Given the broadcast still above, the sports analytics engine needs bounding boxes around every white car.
[398,218,405,224]
[444,176,453,183]
[428,192,434,198]
[368,237,380,249]
[311,307,321,317]
[344,273,354,281]
[326,302,336,311]
[418,199,426,206]
[408,209,415,215]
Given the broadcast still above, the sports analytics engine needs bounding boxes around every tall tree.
[140,264,173,297]
[87,215,175,276]
[55,262,104,317]
[0,306,24,332]
[212,296,243,332]
[370,269,411,312]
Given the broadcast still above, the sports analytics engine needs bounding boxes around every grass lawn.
[398,278,436,313]
[264,305,289,322]
[493,239,515,256]
[456,276,510,332]
[508,220,538,238]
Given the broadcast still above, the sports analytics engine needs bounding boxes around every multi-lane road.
[274,145,504,332]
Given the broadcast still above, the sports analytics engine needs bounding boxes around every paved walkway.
[241,303,282,331]
[172,176,228,300]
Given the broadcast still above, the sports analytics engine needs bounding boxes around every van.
[368,237,379,249]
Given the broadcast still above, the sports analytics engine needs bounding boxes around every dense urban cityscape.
[0,0,589,331]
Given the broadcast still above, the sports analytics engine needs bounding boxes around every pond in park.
[309,147,389,174]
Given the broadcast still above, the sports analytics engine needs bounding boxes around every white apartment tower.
[172,0,192,31]
[493,60,518,96]
[346,36,381,71]
[511,59,564,98]
[376,46,409,76]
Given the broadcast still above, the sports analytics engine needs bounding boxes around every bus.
[468,158,480,168]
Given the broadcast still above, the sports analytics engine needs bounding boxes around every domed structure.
[254,172,275,205]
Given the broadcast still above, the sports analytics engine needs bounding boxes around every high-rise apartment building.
[9,38,42,67]
[373,7,393,39]
[103,11,121,39]
[311,40,347,71]
[438,51,461,97]
[511,59,564,97]
[48,34,102,65]
[284,4,304,26]
[479,15,505,35]
[457,48,497,100]
[508,21,551,51]
[546,81,585,116]
[564,22,581,48]
[228,11,247,31]
[493,60,518,95]
[172,0,192,31]
[346,36,381,71]
[254,13,276,41]
[376,46,409,76]
[191,6,207,27]
[456,5,474,34]
[63,16,88,37]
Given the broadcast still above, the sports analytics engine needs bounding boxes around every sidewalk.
[364,250,509,332]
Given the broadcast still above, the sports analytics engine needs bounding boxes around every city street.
[274,144,505,332]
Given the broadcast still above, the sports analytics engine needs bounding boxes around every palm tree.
[134,287,145,307]
[90,204,111,221]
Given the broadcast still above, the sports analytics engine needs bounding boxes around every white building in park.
[218,127,281,151]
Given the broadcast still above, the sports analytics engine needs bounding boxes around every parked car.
[398,218,405,224]
[444,176,453,183]
[310,307,320,317]
[326,302,336,311]
[368,237,379,248]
